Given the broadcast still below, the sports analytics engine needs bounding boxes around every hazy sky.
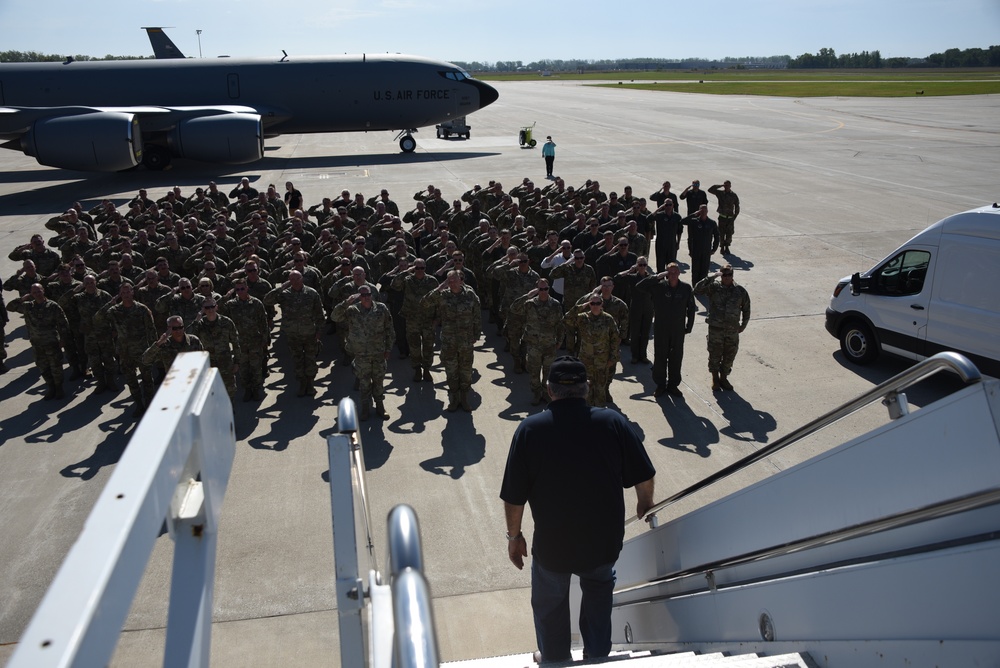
[2,0,998,64]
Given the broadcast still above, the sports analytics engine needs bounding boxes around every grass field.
[479,69,1000,96]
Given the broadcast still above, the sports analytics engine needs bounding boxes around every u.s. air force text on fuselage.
[374,89,453,101]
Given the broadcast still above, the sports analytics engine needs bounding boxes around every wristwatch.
[506,531,522,541]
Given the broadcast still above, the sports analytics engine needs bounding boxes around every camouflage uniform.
[142,333,205,373]
[264,284,325,391]
[103,301,157,411]
[500,267,540,359]
[390,272,439,377]
[513,294,564,402]
[3,272,39,313]
[548,260,596,349]
[332,297,394,416]
[137,283,173,332]
[220,295,269,398]
[694,275,751,376]
[49,279,83,374]
[155,292,205,326]
[485,256,513,325]
[245,277,275,322]
[574,292,628,398]
[22,298,71,397]
[187,315,241,400]
[8,246,61,277]
[421,286,481,408]
[708,185,740,253]
[575,294,629,342]
[566,309,620,407]
[65,289,114,387]
[327,278,381,354]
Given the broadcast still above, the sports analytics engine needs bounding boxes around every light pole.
[196,30,203,58]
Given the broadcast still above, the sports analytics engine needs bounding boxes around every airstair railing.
[387,505,440,668]
[326,397,380,667]
[626,351,982,529]
[8,352,236,668]
[326,400,440,668]
[616,485,1000,599]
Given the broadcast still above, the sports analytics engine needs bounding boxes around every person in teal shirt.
[542,136,556,179]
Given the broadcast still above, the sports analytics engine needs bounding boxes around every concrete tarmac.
[1,81,997,666]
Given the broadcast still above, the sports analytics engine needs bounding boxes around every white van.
[825,203,1000,377]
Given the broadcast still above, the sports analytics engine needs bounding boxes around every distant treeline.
[788,46,1000,69]
[453,57,789,73]
[456,46,1000,73]
[0,51,152,62]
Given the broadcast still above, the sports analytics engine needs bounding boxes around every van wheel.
[840,321,879,364]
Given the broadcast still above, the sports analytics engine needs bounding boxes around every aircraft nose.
[471,79,499,109]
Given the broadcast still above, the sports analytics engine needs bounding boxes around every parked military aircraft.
[0,53,498,171]
[142,27,186,59]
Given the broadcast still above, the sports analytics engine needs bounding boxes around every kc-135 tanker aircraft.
[0,42,499,171]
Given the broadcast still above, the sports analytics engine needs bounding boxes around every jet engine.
[168,113,264,164]
[21,112,142,172]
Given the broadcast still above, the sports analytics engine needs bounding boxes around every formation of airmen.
[2,175,749,420]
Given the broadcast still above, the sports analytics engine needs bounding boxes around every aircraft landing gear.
[142,144,172,170]
[395,129,417,153]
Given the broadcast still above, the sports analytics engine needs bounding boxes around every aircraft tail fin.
[142,27,185,59]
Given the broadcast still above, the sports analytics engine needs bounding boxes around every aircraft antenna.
[281,50,288,62]
[196,30,203,58]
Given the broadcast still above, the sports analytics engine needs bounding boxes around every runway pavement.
[1,81,997,666]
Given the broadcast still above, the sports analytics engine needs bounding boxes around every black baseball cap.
[548,356,587,385]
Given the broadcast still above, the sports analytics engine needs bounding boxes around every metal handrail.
[626,352,982,528]
[616,485,1000,599]
[387,505,440,668]
[332,407,440,668]
[338,397,379,574]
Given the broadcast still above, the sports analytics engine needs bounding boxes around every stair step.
[442,650,811,668]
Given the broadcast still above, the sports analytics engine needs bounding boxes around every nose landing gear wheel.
[399,135,417,153]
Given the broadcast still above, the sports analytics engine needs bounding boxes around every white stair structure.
[9,352,999,667]
[605,352,1000,667]
[8,353,235,668]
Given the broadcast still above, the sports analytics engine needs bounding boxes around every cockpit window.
[439,70,470,82]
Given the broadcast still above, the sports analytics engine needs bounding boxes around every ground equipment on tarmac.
[518,121,536,148]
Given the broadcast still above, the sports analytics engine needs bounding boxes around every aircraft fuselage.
[0,53,498,170]
[0,54,495,134]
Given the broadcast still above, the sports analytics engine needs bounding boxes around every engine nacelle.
[21,112,141,172]
[168,113,263,164]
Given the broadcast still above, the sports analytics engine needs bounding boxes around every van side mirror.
[850,272,868,296]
